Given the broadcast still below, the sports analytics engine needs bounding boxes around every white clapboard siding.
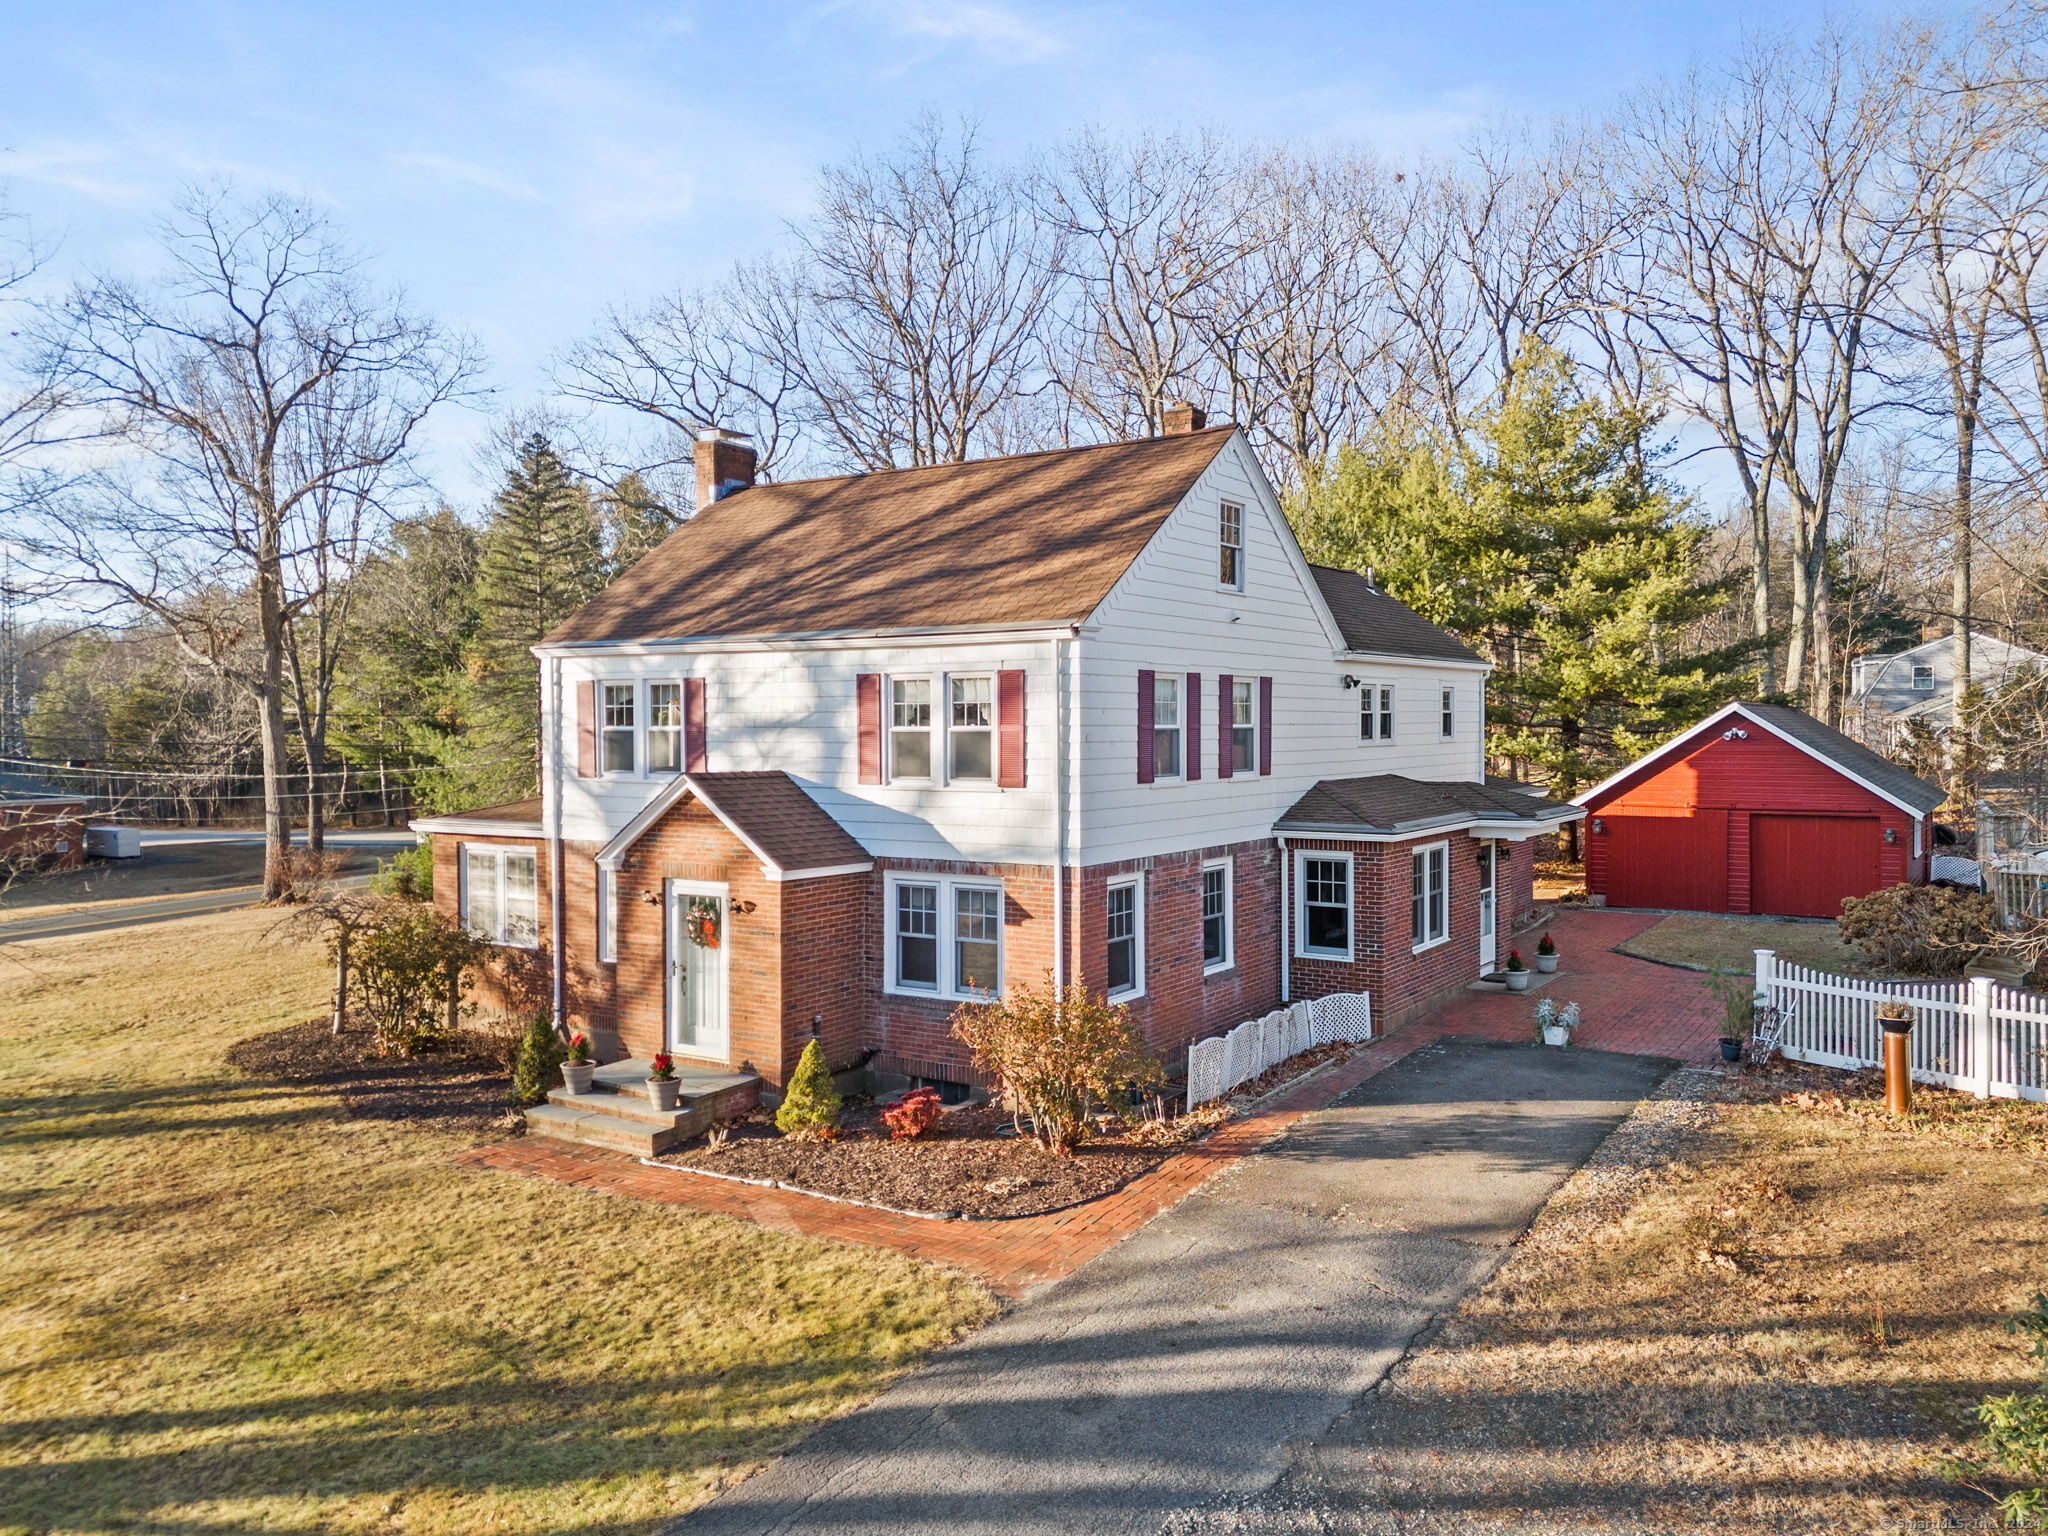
[1186,991,1374,1106]
[1755,948,2048,1102]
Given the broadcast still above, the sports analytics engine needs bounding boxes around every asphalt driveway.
[670,1037,1676,1536]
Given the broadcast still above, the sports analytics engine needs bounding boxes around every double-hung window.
[1152,675,1182,779]
[1297,853,1352,958]
[1219,502,1245,588]
[1201,859,1232,972]
[890,678,933,779]
[462,845,539,947]
[647,682,684,773]
[949,675,994,781]
[1231,679,1256,773]
[601,683,636,773]
[1106,878,1143,997]
[1411,841,1449,950]
[1360,683,1395,742]
[888,876,1003,998]
[1440,686,1456,740]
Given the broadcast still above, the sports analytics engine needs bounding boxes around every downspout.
[548,654,566,1031]
[1277,833,1291,1003]
[1061,629,1084,996]
[1051,632,1066,997]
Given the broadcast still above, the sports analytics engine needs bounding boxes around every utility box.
[85,825,143,860]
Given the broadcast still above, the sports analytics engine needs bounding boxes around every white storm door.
[1477,844,1498,975]
[665,880,730,1061]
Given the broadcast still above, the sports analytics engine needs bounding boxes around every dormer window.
[890,678,933,778]
[1219,503,1244,589]
[1912,664,1935,692]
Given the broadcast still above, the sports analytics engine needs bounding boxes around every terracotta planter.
[1542,1024,1570,1047]
[561,1060,597,1095]
[1506,971,1531,992]
[646,1077,681,1111]
[1535,953,1559,973]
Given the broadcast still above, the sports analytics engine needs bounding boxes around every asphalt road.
[0,868,376,944]
[668,1038,1676,1536]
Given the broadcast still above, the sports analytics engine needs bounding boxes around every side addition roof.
[1307,566,1484,664]
[1277,774,1583,839]
[0,769,88,804]
[544,427,1238,646]
[1575,701,1946,818]
[410,797,545,836]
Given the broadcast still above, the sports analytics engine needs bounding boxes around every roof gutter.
[1274,808,1584,843]
[532,622,1082,659]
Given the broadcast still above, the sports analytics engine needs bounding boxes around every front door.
[665,881,730,1061]
[1478,842,1498,975]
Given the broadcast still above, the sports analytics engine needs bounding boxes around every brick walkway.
[454,907,1716,1296]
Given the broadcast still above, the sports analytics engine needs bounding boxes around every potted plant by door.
[561,1032,597,1095]
[1535,932,1559,973]
[646,1052,681,1111]
[1504,950,1531,991]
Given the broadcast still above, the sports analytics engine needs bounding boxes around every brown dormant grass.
[1343,1070,2048,1532]
[0,910,993,1536]
[1619,911,1865,976]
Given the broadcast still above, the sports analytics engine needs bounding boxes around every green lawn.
[0,910,993,1536]
[1616,911,1864,976]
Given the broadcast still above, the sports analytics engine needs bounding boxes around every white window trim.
[883,873,1005,1000]
[591,677,694,781]
[1360,680,1396,743]
[1230,677,1259,775]
[1200,857,1234,975]
[596,866,618,964]
[1911,664,1936,691]
[1151,674,1184,783]
[1411,839,1451,954]
[1219,501,1246,591]
[886,673,938,785]
[1440,685,1456,740]
[599,680,638,777]
[1293,849,1354,962]
[460,843,540,949]
[945,671,997,785]
[1105,874,1146,1000]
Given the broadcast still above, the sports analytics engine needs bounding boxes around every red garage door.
[1602,811,1730,911]
[1750,815,1883,919]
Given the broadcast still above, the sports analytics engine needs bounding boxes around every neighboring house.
[0,770,90,872]
[1575,702,1944,919]
[414,411,1580,1117]
[1848,631,2048,746]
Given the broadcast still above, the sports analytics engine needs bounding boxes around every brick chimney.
[1920,619,1949,643]
[1161,400,1207,436]
[694,427,757,510]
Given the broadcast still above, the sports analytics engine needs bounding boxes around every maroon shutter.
[1259,676,1274,776]
[1136,669,1156,784]
[683,677,708,773]
[1217,673,1234,779]
[856,674,883,784]
[575,680,597,777]
[1185,672,1202,781]
[996,669,1027,788]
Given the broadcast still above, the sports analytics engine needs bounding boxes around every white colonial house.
[414,408,1580,1149]
[1849,631,2048,748]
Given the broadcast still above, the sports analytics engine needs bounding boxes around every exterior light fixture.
[1590,817,1606,835]
[1884,827,1899,845]
[1341,675,1362,689]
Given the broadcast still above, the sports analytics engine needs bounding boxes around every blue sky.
[5,0,1847,505]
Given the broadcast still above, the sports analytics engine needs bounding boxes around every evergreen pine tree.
[774,1038,843,1140]
[1290,342,1760,821]
[600,471,680,578]
[464,435,605,801]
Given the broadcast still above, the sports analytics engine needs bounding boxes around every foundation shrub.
[951,979,1161,1156]
[1839,882,1996,976]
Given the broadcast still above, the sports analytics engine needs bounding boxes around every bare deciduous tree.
[19,188,479,898]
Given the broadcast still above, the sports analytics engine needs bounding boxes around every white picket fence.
[1754,947,2048,1103]
[1185,992,1374,1106]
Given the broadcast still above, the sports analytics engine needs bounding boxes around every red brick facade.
[433,813,1538,1087]
[0,801,89,871]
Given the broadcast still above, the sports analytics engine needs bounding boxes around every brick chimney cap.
[696,425,753,443]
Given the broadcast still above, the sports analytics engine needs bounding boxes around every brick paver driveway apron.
[668,1038,1676,1536]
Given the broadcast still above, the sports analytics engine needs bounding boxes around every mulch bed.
[658,1101,1188,1219]
[226,1017,518,1138]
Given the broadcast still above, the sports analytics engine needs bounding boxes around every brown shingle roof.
[544,428,1237,645]
[685,772,870,873]
[1277,775,1582,834]
[415,797,544,829]
[1307,566,1483,663]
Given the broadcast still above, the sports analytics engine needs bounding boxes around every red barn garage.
[1574,702,1944,919]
